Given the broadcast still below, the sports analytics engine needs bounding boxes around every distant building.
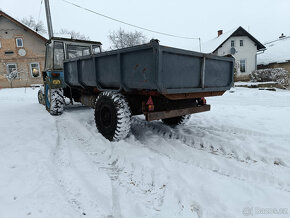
[0,10,47,88]
[257,34,290,73]
[201,26,265,81]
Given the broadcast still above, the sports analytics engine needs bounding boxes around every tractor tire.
[162,115,191,127]
[45,80,64,115]
[95,91,131,141]
[38,89,45,105]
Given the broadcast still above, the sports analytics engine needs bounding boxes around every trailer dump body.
[63,40,234,95]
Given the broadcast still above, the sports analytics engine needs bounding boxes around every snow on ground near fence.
[0,87,290,218]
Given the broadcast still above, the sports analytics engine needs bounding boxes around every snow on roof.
[201,27,238,53]
[257,36,290,65]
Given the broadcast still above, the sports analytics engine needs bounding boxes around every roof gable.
[202,26,265,53]
[0,10,47,42]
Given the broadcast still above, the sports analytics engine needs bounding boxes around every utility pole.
[44,0,54,39]
[199,37,201,52]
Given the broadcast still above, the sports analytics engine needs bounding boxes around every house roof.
[201,26,265,53]
[0,10,47,42]
[257,36,290,65]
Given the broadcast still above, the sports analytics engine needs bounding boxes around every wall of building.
[0,16,46,88]
[217,36,257,80]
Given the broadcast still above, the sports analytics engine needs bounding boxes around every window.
[6,63,18,79]
[231,40,235,47]
[45,43,53,70]
[16,38,23,47]
[30,63,40,77]
[92,45,101,54]
[5,51,14,55]
[53,41,64,69]
[67,44,91,59]
[240,60,246,73]
[240,40,244,47]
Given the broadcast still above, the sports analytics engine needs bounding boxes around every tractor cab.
[39,37,102,114]
[44,37,102,73]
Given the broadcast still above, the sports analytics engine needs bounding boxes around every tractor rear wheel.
[44,79,64,115]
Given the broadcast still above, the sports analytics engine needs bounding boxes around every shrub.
[251,68,289,87]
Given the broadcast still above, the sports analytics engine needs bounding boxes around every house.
[201,26,265,81]
[0,10,47,88]
[257,34,290,73]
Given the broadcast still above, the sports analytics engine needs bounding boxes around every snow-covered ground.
[0,87,290,218]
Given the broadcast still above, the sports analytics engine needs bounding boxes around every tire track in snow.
[51,117,113,218]
[131,118,290,193]
[59,113,176,216]
[131,117,289,168]
[65,114,290,194]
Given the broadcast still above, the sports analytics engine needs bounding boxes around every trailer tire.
[95,91,131,141]
[45,80,64,115]
[162,115,191,126]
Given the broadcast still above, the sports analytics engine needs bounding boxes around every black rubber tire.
[162,115,191,127]
[95,91,131,141]
[49,88,64,115]
[38,89,45,105]
[44,79,64,115]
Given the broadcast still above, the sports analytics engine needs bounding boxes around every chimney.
[218,30,223,37]
[279,33,286,39]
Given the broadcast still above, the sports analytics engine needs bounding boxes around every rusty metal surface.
[164,91,225,100]
[145,104,210,121]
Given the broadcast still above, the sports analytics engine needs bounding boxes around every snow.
[235,81,278,86]
[257,36,290,65]
[200,27,237,53]
[1,87,290,218]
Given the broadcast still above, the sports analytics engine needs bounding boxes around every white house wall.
[217,36,257,75]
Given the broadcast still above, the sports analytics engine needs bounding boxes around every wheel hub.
[100,106,112,127]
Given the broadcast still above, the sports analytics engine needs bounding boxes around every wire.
[37,0,43,24]
[61,0,199,40]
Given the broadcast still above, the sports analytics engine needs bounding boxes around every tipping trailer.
[39,38,234,141]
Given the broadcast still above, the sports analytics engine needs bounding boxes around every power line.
[61,0,200,40]
[37,0,44,24]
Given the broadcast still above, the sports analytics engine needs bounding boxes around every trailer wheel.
[95,91,131,141]
[38,89,45,105]
[44,80,64,115]
[162,115,191,126]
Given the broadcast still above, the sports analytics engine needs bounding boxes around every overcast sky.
[1,0,290,50]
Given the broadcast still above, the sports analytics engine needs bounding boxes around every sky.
[1,0,290,51]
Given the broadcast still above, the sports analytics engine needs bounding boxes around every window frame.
[240,59,246,73]
[66,44,91,59]
[6,63,18,78]
[53,41,65,70]
[240,40,244,47]
[92,45,101,54]
[16,38,24,48]
[30,62,41,78]
[231,40,235,47]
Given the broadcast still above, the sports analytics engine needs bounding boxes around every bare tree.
[108,28,147,49]
[58,29,90,40]
[21,16,47,34]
